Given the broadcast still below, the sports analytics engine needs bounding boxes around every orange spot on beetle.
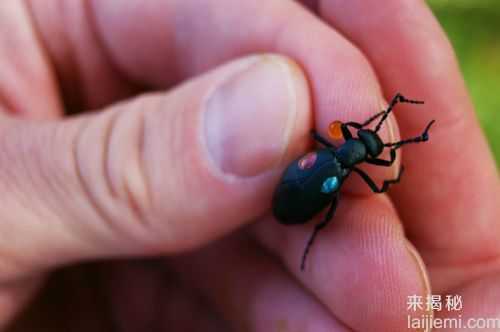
[328,120,343,140]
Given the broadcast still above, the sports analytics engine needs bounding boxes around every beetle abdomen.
[272,179,331,224]
[272,149,342,224]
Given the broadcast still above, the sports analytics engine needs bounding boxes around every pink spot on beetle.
[298,152,317,170]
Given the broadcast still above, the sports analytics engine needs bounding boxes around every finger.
[434,272,500,332]
[7,262,227,332]
[315,0,500,289]
[169,232,350,332]
[92,0,400,166]
[31,1,392,132]
[253,195,431,332]
[26,0,140,112]
[97,260,229,332]
[0,54,311,282]
[0,2,62,117]
[9,265,114,332]
[0,3,64,327]
[0,276,44,330]
[29,0,403,190]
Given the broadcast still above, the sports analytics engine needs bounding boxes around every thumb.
[0,55,311,281]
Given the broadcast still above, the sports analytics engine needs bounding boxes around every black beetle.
[272,93,435,270]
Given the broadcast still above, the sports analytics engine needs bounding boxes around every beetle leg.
[361,111,385,127]
[301,193,339,271]
[374,93,424,133]
[365,149,397,167]
[342,110,388,130]
[310,130,335,148]
[342,111,385,133]
[384,120,435,149]
[353,165,405,193]
[368,120,434,166]
[340,123,354,139]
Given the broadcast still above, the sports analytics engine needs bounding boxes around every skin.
[0,0,499,331]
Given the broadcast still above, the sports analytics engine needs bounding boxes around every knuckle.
[104,105,153,227]
[74,103,155,240]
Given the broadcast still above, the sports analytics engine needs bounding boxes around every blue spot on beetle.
[321,176,339,194]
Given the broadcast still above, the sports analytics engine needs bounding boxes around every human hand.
[2,1,499,331]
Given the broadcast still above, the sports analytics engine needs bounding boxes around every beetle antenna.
[375,93,424,133]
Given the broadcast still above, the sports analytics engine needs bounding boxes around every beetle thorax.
[336,139,367,167]
[358,129,384,157]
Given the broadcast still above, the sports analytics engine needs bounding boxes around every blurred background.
[428,0,500,165]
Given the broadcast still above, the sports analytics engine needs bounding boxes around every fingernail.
[378,100,401,178]
[385,114,397,143]
[378,99,398,144]
[405,240,433,332]
[204,55,299,177]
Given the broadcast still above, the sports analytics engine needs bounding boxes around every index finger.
[30,0,401,183]
[315,0,500,290]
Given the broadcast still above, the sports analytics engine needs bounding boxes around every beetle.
[272,93,435,270]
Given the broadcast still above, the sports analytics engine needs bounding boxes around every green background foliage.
[429,0,500,165]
